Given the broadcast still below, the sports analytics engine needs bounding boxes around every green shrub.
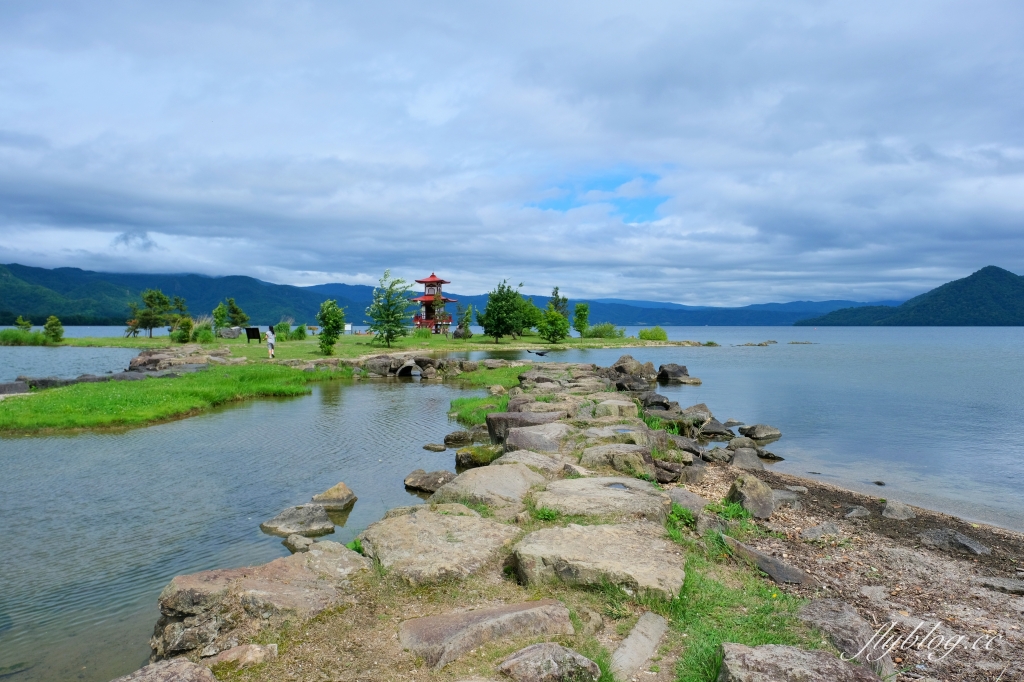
[274,322,291,340]
[413,327,432,339]
[345,538,364,554]
[14,315,32,331]
[316,299,346,355]
[171,317,194,343]
[532,507,560,521]
[42,316,64,343]
[0,329,49,346]
[289,324,307,340]
[191,319,214,343]
[638,326,668,341]
[583,322,625,338]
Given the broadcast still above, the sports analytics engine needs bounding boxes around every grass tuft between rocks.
[449,394,509,425]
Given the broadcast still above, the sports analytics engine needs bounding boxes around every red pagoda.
[412,273,457,333]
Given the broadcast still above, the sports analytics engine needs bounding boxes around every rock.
[431,463,544,508]
[593,399,639,418]
[513,522,685,599]
[728,437,758,450]
[738,424,782,440]
[800,522,841,541]
[668,434,702,455]
[151,542,368,659]
[669,488,709,514]
[492,450,567,477]
[700,418,735,439]
[678,459,707,484]
[498,643,600,682]
[398,600,574,669]
[583,424,667,450]
[0,381,28,395]
[533,477,671,522]
[486,411,565,444]
[611,354,644,376]
[483,359,509,369]
[730,448,765,471]
[112,659,217,681]
[919,528,991,555]
[259,504,335,537]
[385,503,480,519]
[444,430,474,447]
[696,511,729,536]
[723,418,744,427]
[203,643,278,669]
[978,576,1024,595]
[756,449,784,461]
[610,612,668,680]
[579,443,655,478]
[681,402,714,421]
[725,475,775,519]
[881,500,916,520]
[717,643,882,681]
[283,534,314,553]
[404,469,457,493]
[723,536,812,585]
[218,326,242,339]
[798,600,896,679]
[359,507,518,584]
[460,360,479,372]
[489,385,507,395]
[771,488,802,511]
[310,481,357,510]
[639,391,671,409]
[786,485,808,494]
[615,376,651,391]
[654,460,681,483]
[506,422,574,454]
[846,505,871,519]
[575,607,604,636]
[703,447,732,463]
[656,363,690,382]
[470,424,492,443]
[424,443,447,452]
[455,445,504,468]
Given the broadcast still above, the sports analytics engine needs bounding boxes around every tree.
[212,302,229,331]
[129,288,171,338]
[366,270,413,348]
[316,300,346,355]
[43,315,64,343]
[514,296,543,337]
[572,303,590,338]
[537,301,570,343]
[550,287,569,319]
[14,315,32,331]
[225,298,250,327]
[477,280,523,342]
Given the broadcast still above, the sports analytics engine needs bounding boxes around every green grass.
[0,329,53,345]
[345,538,364,554]
[449,394,509,425]
[455,365,529,388]
[0,363,353,433]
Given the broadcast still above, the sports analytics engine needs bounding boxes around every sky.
[1,1,1023,305]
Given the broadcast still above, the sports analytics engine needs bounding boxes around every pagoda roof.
[415,273,450,284]
[411,294,457,303]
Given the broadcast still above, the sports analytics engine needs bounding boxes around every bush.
[289,324,307,340]
[171,317,194,343]
[190,317,214,343]
[14,315,32,331]
[0,329,49,346]
[316,299,346,355]
[638,326,668,341]
[413,327,432,339]
[43,316,64,343]
[582,322,624,338]
[274,322,291,341]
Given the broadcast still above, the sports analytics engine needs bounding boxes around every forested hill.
[2,262,897,326]
[795,266,1024,326]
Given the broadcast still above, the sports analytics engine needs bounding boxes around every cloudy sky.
[1,1,1022,304]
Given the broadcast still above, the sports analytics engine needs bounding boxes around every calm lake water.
[1,326,1023,681]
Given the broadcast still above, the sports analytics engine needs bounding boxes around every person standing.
[265,325,276,359]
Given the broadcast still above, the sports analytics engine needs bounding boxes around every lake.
[1,326,1023,681]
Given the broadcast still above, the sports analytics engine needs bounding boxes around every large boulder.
[513,522,685,599]
[593,399,639,418]
[498,643,600,682]
[610,355,644,376]
[259,504,335,537]
[738,423,782,440]
[700,418,735,439]
[398,600,574,669]
[579,443,655,478]
[486,411,565,444]
[656,364,689,382]
[532,477,671,523]
[404,469,457,493]
[112,660,216,681]
[359,507,518,584]
[582,424,668,450]
[727,437,758,450]
[505,422,574,454]
[444,430,474,447]
[310,482,357,510]
[881,500,916,520]
[723,536,812,585]
[669,434,702,456]
[217,326,242,339]
[798,600,896,679]
[492,450,569,477]
[717,643,882,681]
[430,463,545,508]
[669,489,709,514]
[729,448,764,471]
[725,475,775,519]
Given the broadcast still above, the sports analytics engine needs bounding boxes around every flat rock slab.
[594,399,639,418]
[430,462,545,508]
[398,599,574,669]
[799,599,896,679]
[498,643,600,682]
[718,643,882,681]
[533,477,671,522]
[725,475,775,519]
[506,422,575,454]
[492,450,569,477]
[112,659,216,682]
[513,522,685,599]
[203,643,278,670]
[668,488,709,514]
[738,424,782,440]
[978,576,1024,595]
[579,443,653,477]
[359,507,519,584]
[919,528,991,555]
[882,500,916,520]
[487,411,566,443]
[582,424,665,449]
[723,536,812,585]
[311,481,357,510]
[260,504,335,537]
[424,443,447,452]
[611,612,668,680]
[404,469,457,493]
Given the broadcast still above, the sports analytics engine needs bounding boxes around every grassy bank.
[0,364,353,433]
[0,329,54,346]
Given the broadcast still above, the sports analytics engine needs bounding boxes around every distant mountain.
[795,266,1024,326]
